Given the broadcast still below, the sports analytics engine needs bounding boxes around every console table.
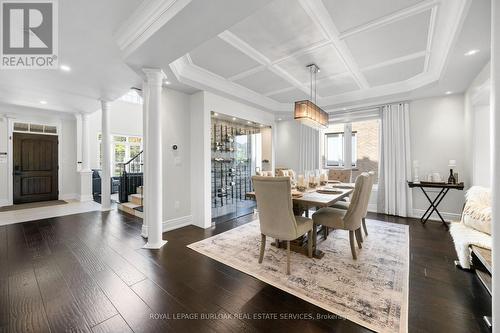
[407,181,464,229]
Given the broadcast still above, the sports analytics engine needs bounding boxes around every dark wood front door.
[13,132,59,204]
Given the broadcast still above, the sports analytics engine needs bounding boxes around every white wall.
[409,95,466,219]
[88,100,143,169]
[464,62,491,187]
[161,89,192,224]
[261,127,273,171]
[0,105,78,206]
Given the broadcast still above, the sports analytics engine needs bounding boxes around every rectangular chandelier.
[294,100,328,129]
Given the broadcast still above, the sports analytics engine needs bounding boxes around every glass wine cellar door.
[211,113,268,224]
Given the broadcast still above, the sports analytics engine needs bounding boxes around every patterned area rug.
[188,219,409,333]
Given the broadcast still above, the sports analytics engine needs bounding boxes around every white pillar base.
[141,224,148,238]
[79,170,93,202]
[143,240,167,249]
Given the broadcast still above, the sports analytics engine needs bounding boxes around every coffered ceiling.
[170,0,471,112]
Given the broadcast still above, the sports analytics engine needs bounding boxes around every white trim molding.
[115,0,193,57]
[141,215,193,237]
[411,209,461,223]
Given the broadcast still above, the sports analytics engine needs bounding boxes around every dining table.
[246,182,354,259]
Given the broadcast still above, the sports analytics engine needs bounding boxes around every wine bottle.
[448,169,456,184]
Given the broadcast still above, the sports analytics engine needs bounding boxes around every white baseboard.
[411,208,461,223]
[141,215,193,238]
[163,215,192,232]
[59,193,78,201]
[0,199,9,207]
[367,203,377,213]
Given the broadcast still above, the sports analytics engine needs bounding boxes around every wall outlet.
[174,201,180,210]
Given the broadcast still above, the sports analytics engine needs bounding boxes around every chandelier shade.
[294,100,328,129]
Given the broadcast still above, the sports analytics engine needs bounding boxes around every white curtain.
[377,103,413,217]
[298,124,320,173]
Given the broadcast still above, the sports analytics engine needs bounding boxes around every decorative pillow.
[461,186,492,234]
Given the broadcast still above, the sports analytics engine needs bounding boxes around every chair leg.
[362,217,368,236]
[259,234,266,263]
[349,231,357,260]
[312,224,317,248]
[286,241,291,275]
[355,228,362,249]
[308,229,313,258]
[323,226,328,240]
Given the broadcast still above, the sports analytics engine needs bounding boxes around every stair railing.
[119,151,144,203]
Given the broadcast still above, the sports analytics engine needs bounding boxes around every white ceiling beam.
[218,31,311,96]
[339,0,439,40]
[424,5,438,72]
[361,51,427,72]
[264,86,296,97]
[298,0,370,89]
[271,40,331,65]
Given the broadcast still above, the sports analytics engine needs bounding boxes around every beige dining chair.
[328,168,352,183]
[252,176,314,275]
[330,171,376,238]
[312,173,370,259]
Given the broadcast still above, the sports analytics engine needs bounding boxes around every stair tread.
[120,202,141,208]
[130,193,143,198]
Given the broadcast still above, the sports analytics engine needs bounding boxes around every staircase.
[118,186,144,218]
[117,151,144,219]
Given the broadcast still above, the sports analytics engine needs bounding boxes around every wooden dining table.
[246,184,354,259]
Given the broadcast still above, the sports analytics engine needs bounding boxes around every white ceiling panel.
[268,88,309,103]
[229,0,327,61]
[190,37,261,78]
[276,44,348,83]
[235,69,293,94]
[345,10,431,67]
[322,0,424,33]
[363,56,425,86]
[317,75,360,97]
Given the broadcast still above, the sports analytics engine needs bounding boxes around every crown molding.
[115,0,192,57]
[170,0,470,111]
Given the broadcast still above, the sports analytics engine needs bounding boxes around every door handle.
[14,166,21,175]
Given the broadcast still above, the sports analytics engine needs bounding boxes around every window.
[98,134,143,176]
[323,119,380,183]
[325,132,356,167]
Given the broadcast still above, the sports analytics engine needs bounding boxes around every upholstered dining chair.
[328,168,352,183]
[256,170,274,177]
[312,173,370,259]
[330,171,376,238]
[252,176,314,275]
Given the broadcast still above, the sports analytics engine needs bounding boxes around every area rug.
[188,219,409,333]
[0,200,67,212]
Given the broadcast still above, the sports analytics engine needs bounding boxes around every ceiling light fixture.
[60,64,71,72]
[40,100,47,105]
[294,64,328,129]
[164,80,171,85]
[464,49,480,56]
[445,91,452,95]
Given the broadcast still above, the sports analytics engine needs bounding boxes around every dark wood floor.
[0,210,491,333]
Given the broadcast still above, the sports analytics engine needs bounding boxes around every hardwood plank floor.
[0,209,491,332]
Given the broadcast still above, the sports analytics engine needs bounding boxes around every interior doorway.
[13,132,59,204]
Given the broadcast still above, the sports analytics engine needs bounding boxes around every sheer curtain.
[377,103,413,217]
[298,124,320,173]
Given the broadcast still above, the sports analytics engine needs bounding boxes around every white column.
[491,0,499,328]
[143,68,167,249]
[141,80,149,238]
[101,100,112,211]
[78,113,93,201]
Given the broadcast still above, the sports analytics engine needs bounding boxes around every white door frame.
[7,117,63,205]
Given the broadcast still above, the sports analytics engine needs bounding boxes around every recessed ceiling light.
[464,49,480,56]
[164,80,171,85]
[445,91,452,95]
[60,64,71,72]
[39,100,47,105]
